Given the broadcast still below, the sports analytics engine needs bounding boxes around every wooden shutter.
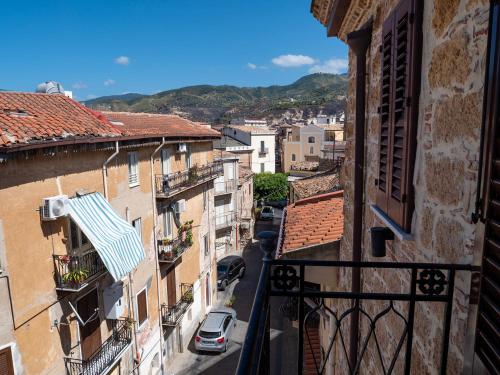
[137,289,148,325]
[377,0,422,231]
[0,347,14,375]
[475,2,500,372]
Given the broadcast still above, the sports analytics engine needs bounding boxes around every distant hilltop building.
[309,112,345,126]
[230,118,268,127]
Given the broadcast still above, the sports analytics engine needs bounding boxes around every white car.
[194,308,237,353]
[260,206,274,220]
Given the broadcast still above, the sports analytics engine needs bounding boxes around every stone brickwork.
[333,0,489,374]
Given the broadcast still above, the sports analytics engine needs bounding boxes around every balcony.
[258,147,269,156]
[53,251,106,292]
[155,161,223,198]
[236,234,477,375]
[214,180,237,196]
[158,237,190,264]
[161,283,194,326]
[215,212,235,230]
[65,319,132,375]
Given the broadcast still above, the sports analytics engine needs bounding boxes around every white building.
[230,118,268,127]
[309,112,345,126]
[222,125,276,174]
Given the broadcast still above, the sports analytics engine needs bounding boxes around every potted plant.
[183,289,194,304]
[62,267,89,287]
[188,165,199,182]
[125,317,135,329]
[225,295,236,308]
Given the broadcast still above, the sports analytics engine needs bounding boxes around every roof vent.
[36,81,66,95]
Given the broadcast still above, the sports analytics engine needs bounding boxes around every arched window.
[292,154,296,161]
[308,136,315,143]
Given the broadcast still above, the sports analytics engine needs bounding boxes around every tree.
[254,173,288,201]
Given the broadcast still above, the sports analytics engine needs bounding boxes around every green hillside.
[84,73,347,123]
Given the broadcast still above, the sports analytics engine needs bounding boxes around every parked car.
[195,308,237,353]
[265,199,287,208]
[260,206,274,220]
[217,255,246,291]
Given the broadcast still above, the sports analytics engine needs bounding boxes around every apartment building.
[230,118,268,127]
[238,0,497,374]
[221,125,275,174]
[0,95,220,375]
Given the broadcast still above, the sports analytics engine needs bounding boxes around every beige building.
[308,0,496,373]
[0,96,220,375]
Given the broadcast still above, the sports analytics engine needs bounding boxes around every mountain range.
[84,73,348,123]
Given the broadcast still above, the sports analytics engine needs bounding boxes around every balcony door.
[166,269,176,306]
[161,149,171,175]
[215,199,225,227]
[77,288,102,360]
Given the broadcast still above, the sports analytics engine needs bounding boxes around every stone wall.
[335,0,489,374]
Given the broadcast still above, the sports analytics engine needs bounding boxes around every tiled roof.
[291,173,340,200]
[0,92,121,148]
[102,111,219,138]
[280,191,343,254]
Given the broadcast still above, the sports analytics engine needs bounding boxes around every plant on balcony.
[188,165,199,183]
[60,254,71,264]
[179,220,194,246]
[62,267,89,287]
[162,238,173,246]
[125,317,136,329]
[183,289,194,303]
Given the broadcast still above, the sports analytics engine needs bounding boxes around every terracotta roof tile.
[291,172,340,200]
[0,92,121,148]
[279,191,343,255]
[102,111,219,138]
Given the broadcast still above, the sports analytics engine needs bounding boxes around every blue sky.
[0,0,348,100]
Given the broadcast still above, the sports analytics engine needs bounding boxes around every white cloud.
[104,79,116,86]
[86,94,97,99]
[309,58,348,74]
[72,81,88,89]
[247,63,257,70]
[114,56,130,66]
[271,54,315,68]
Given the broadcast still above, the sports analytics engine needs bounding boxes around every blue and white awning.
[67,192,145,281]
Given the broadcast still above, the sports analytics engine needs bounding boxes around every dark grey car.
[217,255,246,291]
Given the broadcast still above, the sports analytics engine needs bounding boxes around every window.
[260,163,265,173]
[223,316,232,331]
[310,146,314,155]
[376,0,423,231]
[132,218,142,240]
[136,288,148,327]
[161,148,170,175]
[203,234,209,256]
[186,146,192,169]
[69,219,91,253]
[0,346,14,375]
[308,136,315,143]
[292,154,296,162]
[163,210,173,238]
[203,185,208,211]
[128,152,139,187]
[260,141,265,151]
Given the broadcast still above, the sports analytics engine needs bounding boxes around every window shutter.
[137,289,148,325]
[377,15,394,212]
[475,2,500,372]
[0,347,14,375]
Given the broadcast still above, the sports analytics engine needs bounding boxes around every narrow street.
[168,209,298,375]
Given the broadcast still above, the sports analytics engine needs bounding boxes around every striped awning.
[67,192,145,281]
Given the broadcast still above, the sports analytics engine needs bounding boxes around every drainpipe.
[345,20,372,370]
[150,137,167,374]
[102,141,120,200]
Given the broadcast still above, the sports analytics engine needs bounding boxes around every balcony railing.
[65,319,132,375]
[215,212,236,230]
[258,147,269,156]
[214,180,237,195]
[158,237,190,264]
[236,235,477,375]
[155,161,223,198]
[161,283,194,326]
[53,251,106,292]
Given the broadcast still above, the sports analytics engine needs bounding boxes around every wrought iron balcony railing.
[53,251,107,292]
[155,161,223,198]
[214,180,237,195]
[65,319,132,375]
[236,239,477,375]
[215,212,236,230]
[161,283,194,326]
[258,147,269,156]
[158,237,190,264]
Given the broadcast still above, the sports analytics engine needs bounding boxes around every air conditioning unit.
[41,195,69,221]
[178,143,187,153]
[174,199,186,214]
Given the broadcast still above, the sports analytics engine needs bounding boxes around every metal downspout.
[102,141,120,200]
[346,20,372,370]
[150,137,167,374]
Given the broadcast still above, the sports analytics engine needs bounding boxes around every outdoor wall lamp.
[370,227,394,257]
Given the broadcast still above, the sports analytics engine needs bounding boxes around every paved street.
[167,209,298,375]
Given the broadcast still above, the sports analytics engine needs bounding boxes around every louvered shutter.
[0,347,14,375]
[475,2,500,371]
[378,0,422,231]
[376,16,394,212]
